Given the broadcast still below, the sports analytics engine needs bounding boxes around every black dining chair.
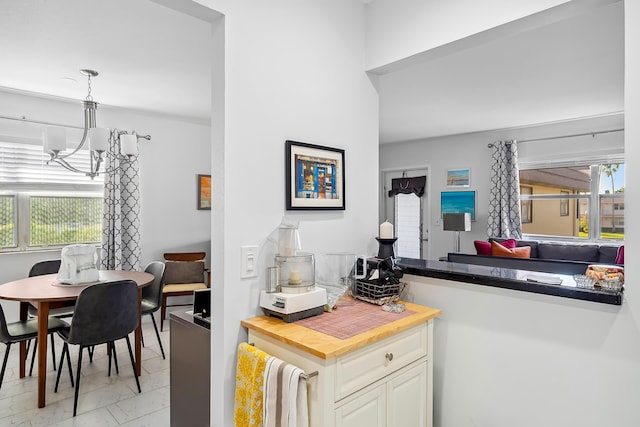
[54,280,141,416]
[25,259,76,375]
[0,302,68,390]
[141,261,166,359]
[28,260,76,318]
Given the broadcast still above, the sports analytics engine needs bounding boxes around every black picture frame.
[285,140,345,210]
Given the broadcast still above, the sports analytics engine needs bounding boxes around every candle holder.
[375,237,397,259]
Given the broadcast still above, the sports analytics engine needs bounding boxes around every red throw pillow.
[500,238,517,249]
[475,239,517,256]
[491,240,531,259]
[615,245,624,265]
[474,240,491,256]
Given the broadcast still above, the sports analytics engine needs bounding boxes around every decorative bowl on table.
[586,264,624,288]
[599,278,623,292]
[573,274,596,289]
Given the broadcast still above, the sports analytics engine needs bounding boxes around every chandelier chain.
[86,74,93,101]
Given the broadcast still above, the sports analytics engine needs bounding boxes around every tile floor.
[0,315,172,426]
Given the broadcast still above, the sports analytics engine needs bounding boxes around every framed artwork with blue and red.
[285,140,345,210]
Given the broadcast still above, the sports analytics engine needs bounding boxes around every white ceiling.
[0,1,624,143]
[0,0,213,124]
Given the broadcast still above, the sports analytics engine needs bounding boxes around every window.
[520,186,532,223]
[0,194,16,247]
[0,137,103,252]
[519,163,624,241]
[29,195,102,246]
[560,191,569,216]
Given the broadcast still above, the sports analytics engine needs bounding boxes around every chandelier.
[42,69,151,179]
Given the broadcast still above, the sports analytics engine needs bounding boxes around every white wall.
[0,89,211,320]
[405,274,638,427]
[365,0,570,70]
[199,1,379,425]
[380,114,624,260]
[378,2,640,427]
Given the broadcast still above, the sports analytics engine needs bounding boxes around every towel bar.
[300,371,318,380]
[247,342,318,380]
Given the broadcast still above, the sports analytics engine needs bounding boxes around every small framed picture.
[285,140,345,210]
[197,174,211,210]
[446,168,471,187]
[441,190,476,221]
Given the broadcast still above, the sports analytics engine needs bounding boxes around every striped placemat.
[295,301,414,340]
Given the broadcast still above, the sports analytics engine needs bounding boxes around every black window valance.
[388,176,426,197]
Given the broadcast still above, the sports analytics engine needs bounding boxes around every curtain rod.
[487,128,624,148]
[0,114,84,130]
[1,114,152,140]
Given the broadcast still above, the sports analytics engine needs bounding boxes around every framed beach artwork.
[441,190,476,221]
[285,140,345,210]
[446,168,471,187]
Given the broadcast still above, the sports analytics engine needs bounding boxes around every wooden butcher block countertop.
[241,301,441,360]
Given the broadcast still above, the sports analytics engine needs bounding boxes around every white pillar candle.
[289,270,301,284]
[380,221,394,239]
[119,134,138,156]
[89,127,110,152]
[43,127,67,152]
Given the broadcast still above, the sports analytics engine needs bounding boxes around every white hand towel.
[263,357,309,427]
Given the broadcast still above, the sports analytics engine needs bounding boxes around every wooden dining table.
[0,270,154,408]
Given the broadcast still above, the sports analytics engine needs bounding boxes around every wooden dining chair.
[160,252,209,331]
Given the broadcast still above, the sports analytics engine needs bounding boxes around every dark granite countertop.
[396,258,623,305]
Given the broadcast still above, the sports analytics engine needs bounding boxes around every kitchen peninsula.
[397,258,623,305]
[242,302,441,427]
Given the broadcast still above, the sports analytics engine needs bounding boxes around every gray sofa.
[447,238,622,276]
[490,238,621,264]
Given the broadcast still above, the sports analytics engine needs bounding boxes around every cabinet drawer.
[335,323,427,400]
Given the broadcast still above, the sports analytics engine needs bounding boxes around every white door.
[381,169,429,260]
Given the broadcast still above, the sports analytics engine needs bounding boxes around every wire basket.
[354,280,406,305]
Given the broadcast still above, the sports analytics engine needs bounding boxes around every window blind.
[0,139,104,186]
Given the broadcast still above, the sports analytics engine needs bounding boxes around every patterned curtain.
[487,140,522,239]
[100,131,141,271]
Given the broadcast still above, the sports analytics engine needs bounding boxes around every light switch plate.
[240,245,259,279]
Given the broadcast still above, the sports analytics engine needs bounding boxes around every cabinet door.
[335,384,386,427]
[387,361,428,427]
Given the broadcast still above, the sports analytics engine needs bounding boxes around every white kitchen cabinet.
[335,359,427,427]
[387,360,428,426]
[243,302,440,427]
[335,382,386,426]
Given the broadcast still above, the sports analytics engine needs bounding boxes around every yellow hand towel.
[234,342,271,427]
